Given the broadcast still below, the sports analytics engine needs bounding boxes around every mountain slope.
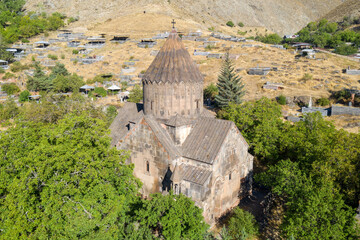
[24,0,343,35]
[322,0,360,22]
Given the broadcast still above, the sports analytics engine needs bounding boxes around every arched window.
[174,184,178,194]
[146,161,150,173]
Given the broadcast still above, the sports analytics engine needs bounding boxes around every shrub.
[227,208,259,240]
[19,90,30,102]
[72,50,79,55]
[2,72,15,80]
[94,87,107,97]
[334,44,358,56]
[256,33,282,44]
[277,95,287,105]
[2,83,20,95]
[301,73,313,82]
[238,22,244,27]
[47,54,58,60]
[61,54,65,59]
[0,68,5,74]
[204,83,218,101]
[238,31,247,36]
[21,39,30,43]
[10,62,29,73]
[316,97,330,106]
[226,21,235,27]
[208,27,215,32]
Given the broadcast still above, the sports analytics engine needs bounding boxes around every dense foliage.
[219,97,360,238]
[226,208,258,239]
[27,62,84,92]
[255,33,282,44]
[215,53,245,108]
[204,83,218,102]
[1,82,20,95]
[127,84,143,103]
[0,11,65,44]
[0,95,209,239]
[289,18,360,55]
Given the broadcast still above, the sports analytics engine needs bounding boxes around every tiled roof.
[182,165,212,186]
[182,117,234,164]
[165,114,193,127]
[109,102,143,145]
[142,29,204,84]
[144,115,182,159]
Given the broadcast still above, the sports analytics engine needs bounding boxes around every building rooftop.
[142,29,204,84]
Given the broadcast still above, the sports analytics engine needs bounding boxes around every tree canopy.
[215,53,245,108]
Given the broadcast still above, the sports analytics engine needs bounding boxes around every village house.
[110,28,253,225]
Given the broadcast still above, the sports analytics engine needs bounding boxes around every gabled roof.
[144,115,182,159]
[182,117,234,164]
[165,114,193,127]
[142,29,204,84]
[182,165,212,186]
[109,102,144,145]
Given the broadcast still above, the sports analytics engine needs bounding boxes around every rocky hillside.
[322,0,360,22]
[24,0,343,35]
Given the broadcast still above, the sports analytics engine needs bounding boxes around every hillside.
[322,0,360,22]
[24,0,343,35]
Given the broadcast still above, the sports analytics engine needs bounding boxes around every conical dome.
[142,30,204,84]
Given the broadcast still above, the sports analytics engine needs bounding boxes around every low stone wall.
[331,106,360,116]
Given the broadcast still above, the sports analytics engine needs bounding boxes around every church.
[110,27,253,225]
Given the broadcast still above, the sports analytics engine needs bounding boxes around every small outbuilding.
[107,84,121,95]
[34,41,50,49]
[0,60,9,70]
[80,85,95,94]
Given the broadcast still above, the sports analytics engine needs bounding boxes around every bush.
[226,21,235,27]
[2,72,15,80]
[238,22,244,27]
[204,83,218,101]
[256,33,282,44]
[334,44,358,56]
[277,95,286,105]
[227,208,259,239]
[61,54,65,59]
[128,85,143,103]
[19,90,30,102]
[10,62,30,73]
[301,73,313,82]
[94,87,107,97]
[316,97,330,106]
[2,83,20,95]
[0,68,5,74]
[48,54,58,60]
[72,49,79,55]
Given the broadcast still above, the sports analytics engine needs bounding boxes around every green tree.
[50,62,69,79]
[53,73,84,93]
[335,43,358,56]
[204,83,218,101]
[215,53,245,108]
[19,90,30,102]
[0,114,141,239]
[256,160,358,239]
[127,84,143,103]
[0,97,19,120]
[134,192,209,239]
[219,98,285,163]
[227,208,258,239]
[1,83,19,95]
[257,33,282,44]
[226,21,234,27]
[27,62,52,91]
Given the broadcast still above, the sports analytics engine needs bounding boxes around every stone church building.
[110,28,253,225]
